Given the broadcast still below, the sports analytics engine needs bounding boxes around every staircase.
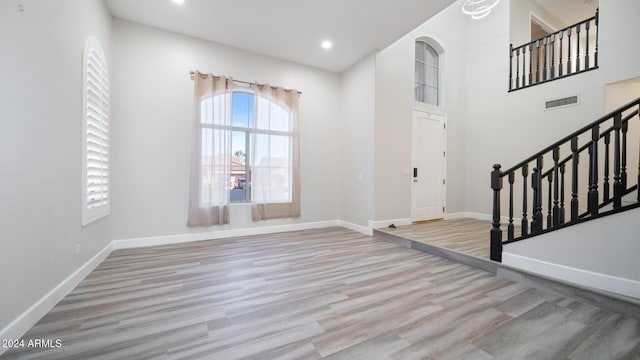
[490,97,640,262]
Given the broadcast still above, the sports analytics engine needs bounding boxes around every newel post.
[491,164,503,262]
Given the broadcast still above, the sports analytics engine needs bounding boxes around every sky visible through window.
[232,92,253,161]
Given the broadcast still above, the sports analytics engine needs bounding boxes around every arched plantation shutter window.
[415,40,439,105]
[82,36,110,225]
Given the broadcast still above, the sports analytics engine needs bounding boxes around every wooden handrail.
[539,108,639,179]
[500,98,640,176]
[490,97,640,262]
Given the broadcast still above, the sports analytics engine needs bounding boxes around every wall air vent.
[545,95,579,110]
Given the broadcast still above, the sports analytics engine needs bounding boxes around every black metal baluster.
[547,173,553,228]
[550,34,556,79]
[585,19,590,69]
[576,24,581,72]
[589,126,599,216]
[509,44,513,91]
[532,156,544,233]
[531,167,539,232]
[595,8,599,67]
[516,47,520,89]
[567,28,572,74]
[536,40,541,83]
[491,164,503,262]
[622,119,628,189]
[521,165,529,237]
[543,37,548,81]
[508,172,515,241]
[560,163,566,224]
[613,113,622,209]
[603,133,611,202]
[571,136,579,221]
[553,146,560,226]
[559,31,564,77]
[522,45,527,87]
[528,43,533,86]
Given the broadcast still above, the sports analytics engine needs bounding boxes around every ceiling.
[105,0,455,73]
[532,0,598,26]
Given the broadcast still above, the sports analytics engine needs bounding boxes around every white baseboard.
[502,252,640,299]
[338,220,373,236]
[368,218,412,229]
[0,242,113,356]
[444,212,491,221]
[112,220,341,250]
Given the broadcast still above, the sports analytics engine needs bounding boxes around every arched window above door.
[415,40,439,106]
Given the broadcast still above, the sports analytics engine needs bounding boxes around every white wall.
[503,207,640,298]
[111,20,343,241]
[496,0,640,300]
[0,0,112,333]
[340,54,376,226]
[599,0,640,86]
[510,0,566,47]
[462,0,636,215]
[373,3,469,222]
[604,78,640,190]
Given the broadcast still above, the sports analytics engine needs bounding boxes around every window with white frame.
[82,36,110,225]
[199,90,294,205]
[415,40,439,105]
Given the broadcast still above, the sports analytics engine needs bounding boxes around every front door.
[411,109,446,222]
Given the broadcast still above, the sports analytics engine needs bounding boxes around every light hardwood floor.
[375,218,493,258]
[3,227,640,359]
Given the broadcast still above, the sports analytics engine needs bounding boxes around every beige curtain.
[187,72,233,226]
[251,84,301,220]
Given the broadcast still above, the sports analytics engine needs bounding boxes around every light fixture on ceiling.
[458,0,500,20]
[172,0,185,4]
[321,40,333,50]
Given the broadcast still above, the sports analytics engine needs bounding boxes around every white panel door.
[411,109,446,222]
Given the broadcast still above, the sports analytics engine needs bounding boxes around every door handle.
[413,168,418,182]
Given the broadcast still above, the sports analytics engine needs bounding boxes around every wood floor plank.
[3,226,640,359]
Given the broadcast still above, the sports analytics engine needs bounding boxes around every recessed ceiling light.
[321,40,333,50]
[173,0,185,4]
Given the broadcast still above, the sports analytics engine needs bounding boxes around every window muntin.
[415,41,439,105]
[82,36,110,225]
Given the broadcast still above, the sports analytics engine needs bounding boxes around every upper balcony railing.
[509,9,599,92]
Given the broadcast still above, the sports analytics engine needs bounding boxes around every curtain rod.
[189,71,302,95]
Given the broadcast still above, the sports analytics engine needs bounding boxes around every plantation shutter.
[82,36,110,225]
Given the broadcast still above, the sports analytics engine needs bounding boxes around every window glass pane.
[426,65,438,87]
[200,128,229,205]
[425,44,438,66]
[415,84,425,103]
[200,98,213,125]
[415,61,425,84]
[415,42,425,62]
[255,97,270,130]
[425,86,438,106]
[231,130,248,202]
[269,166,291,202]
[414,41,439,105]
[251,166,269,201]
[232,92,251,128]
[270,104,290,132]
[201,95,232,126]
[270,135,290,165]
[231,131,247,163]
[253,133,269,166]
